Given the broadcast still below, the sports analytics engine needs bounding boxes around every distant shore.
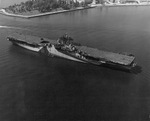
[0,3,150,19]
[91,2,150,7]
[0,6,95,19]
[104,3,150,7]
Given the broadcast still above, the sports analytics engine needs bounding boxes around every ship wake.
[0,25,14,28]
[0,25,24,30]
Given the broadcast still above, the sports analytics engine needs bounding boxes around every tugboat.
[7,33,136,71]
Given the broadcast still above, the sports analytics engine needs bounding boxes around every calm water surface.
[0,6,150,121]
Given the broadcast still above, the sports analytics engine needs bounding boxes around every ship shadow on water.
[99,64,142,74]
[130,65,142,74]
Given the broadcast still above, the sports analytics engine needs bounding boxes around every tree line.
[6,0,93,13]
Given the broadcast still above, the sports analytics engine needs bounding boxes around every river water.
[0,6,150,121]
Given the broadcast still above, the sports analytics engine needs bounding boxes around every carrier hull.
[7,33,136,72]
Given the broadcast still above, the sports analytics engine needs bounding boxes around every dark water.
[0,6,150,121]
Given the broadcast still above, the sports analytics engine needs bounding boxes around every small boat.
[7,33,136,72]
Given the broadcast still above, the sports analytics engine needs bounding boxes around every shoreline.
[91,3,150,7]
[1,3,150,19]
[0,6,95,19]
[104,3,150,7]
